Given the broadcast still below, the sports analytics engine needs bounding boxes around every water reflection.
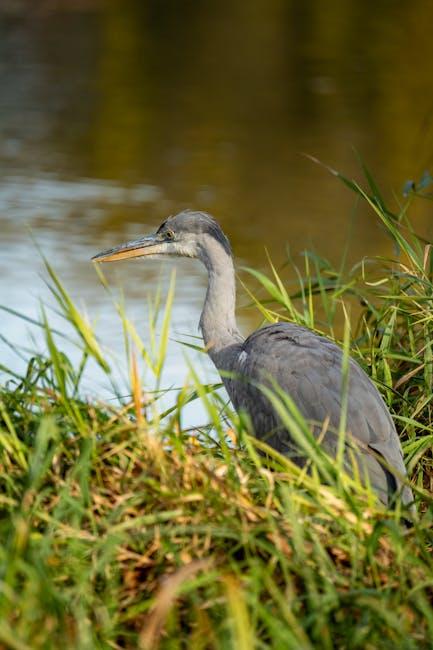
[1,1,433,418]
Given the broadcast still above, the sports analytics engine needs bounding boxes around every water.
[1,1,433,420]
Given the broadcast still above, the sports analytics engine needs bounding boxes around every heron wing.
[228,322,411,506]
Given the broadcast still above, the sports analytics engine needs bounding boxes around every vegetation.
[1,170,433,649]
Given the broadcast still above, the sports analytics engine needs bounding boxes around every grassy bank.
[1,170,433,649]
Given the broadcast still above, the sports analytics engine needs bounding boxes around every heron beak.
[91,234,163,263]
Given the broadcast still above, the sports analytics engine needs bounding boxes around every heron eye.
[165,230,175,241]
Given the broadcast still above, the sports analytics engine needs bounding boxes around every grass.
[1,167,433,648]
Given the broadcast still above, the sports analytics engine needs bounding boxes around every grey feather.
[217,323,413,508]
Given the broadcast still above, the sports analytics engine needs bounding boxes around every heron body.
[93,210,413,510]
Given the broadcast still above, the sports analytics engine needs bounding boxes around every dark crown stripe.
[204,219,232,256]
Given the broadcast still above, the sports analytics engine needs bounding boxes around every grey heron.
[93,210,413,510]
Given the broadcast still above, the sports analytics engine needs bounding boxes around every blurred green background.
[1,0,433,397]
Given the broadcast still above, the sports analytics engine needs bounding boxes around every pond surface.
[1,1,433,421]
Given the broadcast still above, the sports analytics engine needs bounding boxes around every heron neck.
[198,239,243,356]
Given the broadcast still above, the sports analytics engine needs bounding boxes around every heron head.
[92,210,231,264]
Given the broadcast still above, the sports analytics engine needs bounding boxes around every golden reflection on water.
[1,0,433,398]
[71,1,433,261]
